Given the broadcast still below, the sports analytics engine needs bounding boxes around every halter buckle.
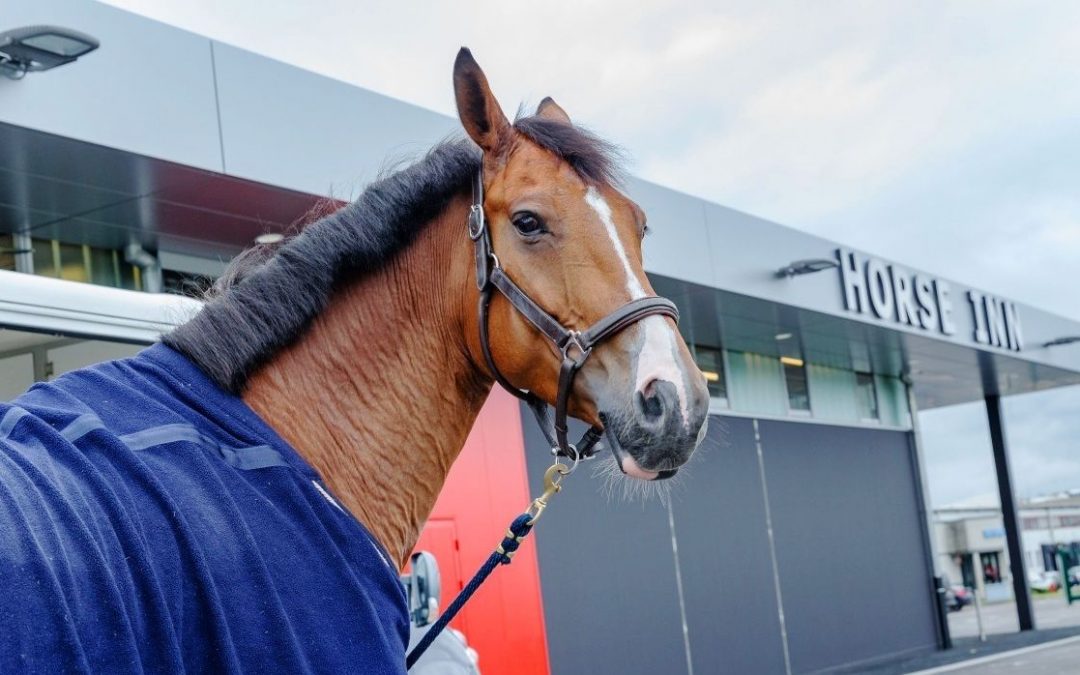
[561,331,592,367]
[468,204,485,240]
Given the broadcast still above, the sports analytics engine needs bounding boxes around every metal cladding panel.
[211,43,459,197]
[523,413,690,675]
[756,420,937,673]
[671,416,788,675]
[0,0,222,171]
[627,177,714,288]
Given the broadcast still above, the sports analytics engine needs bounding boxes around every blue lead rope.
[405,462,570,670]
[405,513,536,669]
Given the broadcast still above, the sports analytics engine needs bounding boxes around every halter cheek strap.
[470,170,679,463]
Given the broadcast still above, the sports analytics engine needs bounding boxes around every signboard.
[837,248,1023,351]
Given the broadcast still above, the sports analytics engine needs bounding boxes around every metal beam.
[908,385,952,649]
[985,393,1034,630]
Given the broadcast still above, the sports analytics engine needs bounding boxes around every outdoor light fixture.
[776,258,840,278]
[780,356,805,367]
[1043,336,1080,348]
[702,371,720,382]
[0,26,99,80]
[775,332,793,341]
[255,233,285,245]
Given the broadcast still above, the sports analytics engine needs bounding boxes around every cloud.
[101,0,1080,506]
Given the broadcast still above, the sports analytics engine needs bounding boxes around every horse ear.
[453,48,511,154]
[536,96,571,124]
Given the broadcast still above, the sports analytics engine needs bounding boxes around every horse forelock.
[512,116,625,188]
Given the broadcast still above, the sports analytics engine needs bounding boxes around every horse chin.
[602,426,679,481]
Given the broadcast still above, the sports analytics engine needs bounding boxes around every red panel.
[412,389,550,675]
[412,519,467,634]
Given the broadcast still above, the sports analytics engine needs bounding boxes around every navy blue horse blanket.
[0,344,408,673]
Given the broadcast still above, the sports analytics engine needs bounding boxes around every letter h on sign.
[838,248,868,314]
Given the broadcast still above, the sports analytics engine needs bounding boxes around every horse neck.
[243,194,491,568]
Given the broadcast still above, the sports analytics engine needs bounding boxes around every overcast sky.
[102,0,1080,508]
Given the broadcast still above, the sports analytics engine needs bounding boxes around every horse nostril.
[637,388,664,422]
[636,378,675,426]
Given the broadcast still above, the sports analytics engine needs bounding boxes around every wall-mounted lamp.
[0,26,99,80]
[776,258,839,278]
[1043,336,1080,348]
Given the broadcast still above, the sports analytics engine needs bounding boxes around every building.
[935,493,1080,597]
[4,2,1080,673]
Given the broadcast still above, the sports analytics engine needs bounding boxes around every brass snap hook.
[526,462,571,525]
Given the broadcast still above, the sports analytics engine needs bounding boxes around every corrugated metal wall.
[525,411,936,674]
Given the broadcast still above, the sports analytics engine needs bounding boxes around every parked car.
[942,576,973,611]
[1029,570,1061,593]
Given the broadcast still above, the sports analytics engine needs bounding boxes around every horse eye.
[511,212,545,236]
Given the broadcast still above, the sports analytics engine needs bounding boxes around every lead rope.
[405,463,570,670]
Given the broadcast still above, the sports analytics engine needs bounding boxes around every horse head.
[454,49,709,480]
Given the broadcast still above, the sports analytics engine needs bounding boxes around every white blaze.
[584,187,690,428]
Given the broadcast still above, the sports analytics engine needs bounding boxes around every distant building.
[935,493,1080,597]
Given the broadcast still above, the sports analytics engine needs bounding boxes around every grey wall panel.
[671,416,788,675]
[757,421,936,674]
[212,43,458,197]
[522,412,689,675]
[626,177,714,288]
[0,0,222,171]
[704,202,846,321]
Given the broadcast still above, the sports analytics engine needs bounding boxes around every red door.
[412,389,550,675]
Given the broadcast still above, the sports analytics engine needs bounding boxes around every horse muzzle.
[600,387,708,481]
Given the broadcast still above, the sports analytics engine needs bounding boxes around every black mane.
[164,119,621,393]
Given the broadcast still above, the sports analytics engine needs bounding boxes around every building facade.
[936,496,1080,598]
[4,2,1080,673]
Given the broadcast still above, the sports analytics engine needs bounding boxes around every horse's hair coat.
[164,118,621,393]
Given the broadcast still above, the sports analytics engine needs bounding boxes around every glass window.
[694,345,727,402]
[32,238,58,277]
[781,357,810,413]
[0,234,14,271]
[855,372,880,421]
[58,242,89,282]
[88,247,118,287]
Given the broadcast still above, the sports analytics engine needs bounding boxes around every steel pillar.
[985,393,1034,631]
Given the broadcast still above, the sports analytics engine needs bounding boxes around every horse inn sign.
[837,248,1023,351]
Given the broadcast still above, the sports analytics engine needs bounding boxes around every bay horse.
[0,49,708,673]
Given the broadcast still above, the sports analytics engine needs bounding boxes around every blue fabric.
[0,344,408,674]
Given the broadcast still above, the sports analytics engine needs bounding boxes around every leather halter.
[469,170,680,464]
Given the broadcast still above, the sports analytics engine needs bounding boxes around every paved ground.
[922,636,1080,674]
[846,627,1080,675]
[948,593,1080,639]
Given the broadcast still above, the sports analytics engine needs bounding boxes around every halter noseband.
[470,170,680,465]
